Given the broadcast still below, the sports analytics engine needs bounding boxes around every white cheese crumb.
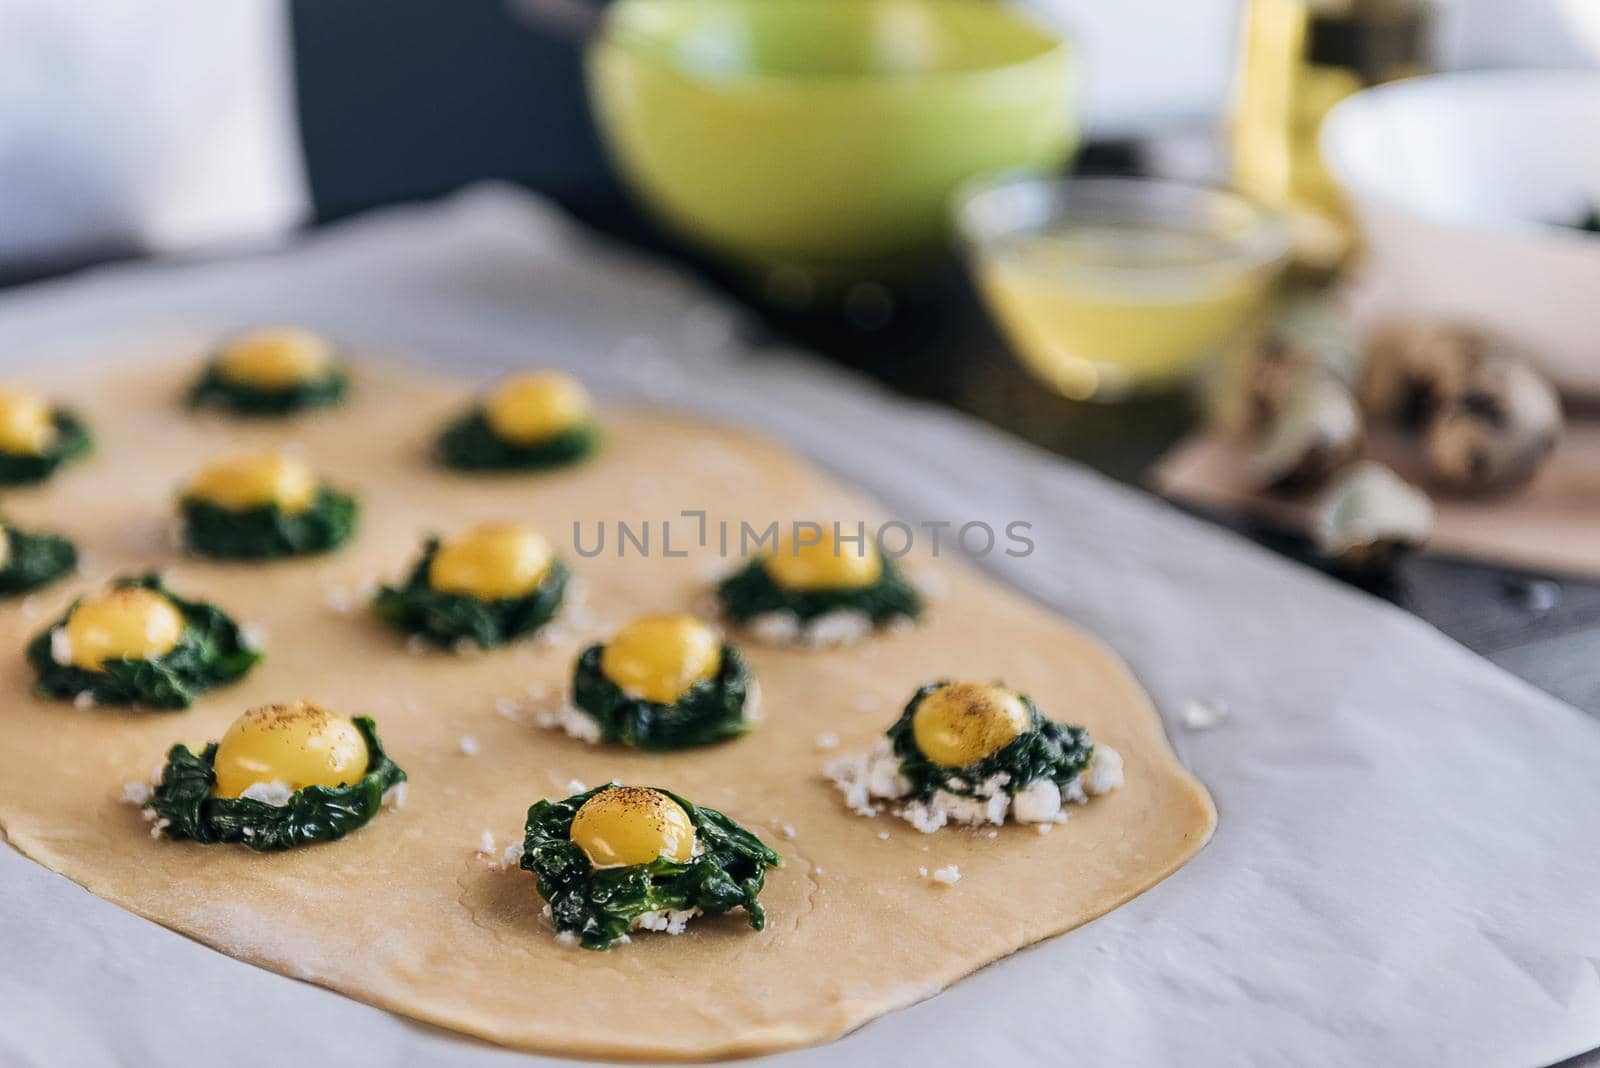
[631,907,701,935]
[149,817,171,839]
[565,778,587,794]
[1036,823,1054,835]
[877,830,890,840]
[911,568,950,600]
[555,931,579,947]
[852,694,879,713]
[498,842,522,870]
[930,864,961,886]
[119,781,153,806]
[746,609,877,649]
[239,780,293,807]
[1085,746,1125,795]
[49,628,72,667]
[780,824,798,840]
[383,781,409,809]
[918,865,928,877]
[813,731,839,752]
[1180,698,1229,731]
[458,735,480,757]
[19,595,37,620]
[534,702,602,744]
[240,623,268,651]
[1011,778,1064,824]
[476,830,497,856]
[322,588,355,615]
[73,691,96,711]
[494,697,524,721]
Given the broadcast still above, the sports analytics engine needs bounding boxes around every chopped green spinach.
[521,785,780,950]
[715,553,922,625]
[887,681,1094,801]
[26,573,260,709]
[371,538,569,648]
[569,643,754,750]
[187,362,348,416]
[0,523,76,596]
[180,487,358,560]
[145,716,404,851]
[434,409,598,471]
[0,411,90,485]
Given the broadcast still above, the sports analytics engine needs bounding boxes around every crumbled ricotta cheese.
[494,697,524,721]
[239,780,294,807]
[747,609,877,649]
[565,778,587,794]
[827,740,1123,832]
[780,824,798,840]
[1085,746,1124,795]
[535,702,602,744]
[149,817,171,839]
[476,830,497,856]
[1179,698,1229,731]
[119,781,153,806]
[322,587,355,615]
[458,735,480,757]
[382,781,409,809]
[930,864,961,886]
[813,731,840,752]
[73,691,96,711]
[240,623,268,651]
[19,595,38,620]
[49,628,72,666]
[631,907,701,935]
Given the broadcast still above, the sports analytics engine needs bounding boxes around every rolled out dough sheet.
[0,347,1213,1060]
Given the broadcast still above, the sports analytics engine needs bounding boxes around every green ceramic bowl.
[588,0,1076,280]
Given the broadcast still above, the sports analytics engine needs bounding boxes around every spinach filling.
[569,643,754,750]
[887,682,1094,801]
[434,409,598,471]
[180,487,358,560]
[145,717,404,851]
[26,574,260,709]
[187,362,348,416]
[521,785,780,950]
[371,538,569,648]
[715,553,922,625]
[0,524,77,596]
[0,411,90,486]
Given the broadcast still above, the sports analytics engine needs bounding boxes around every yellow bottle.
[1231,0,1428,277]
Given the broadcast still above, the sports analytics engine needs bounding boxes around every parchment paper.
[1,186,1597,1067]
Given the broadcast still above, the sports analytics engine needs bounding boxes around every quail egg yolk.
[482,370,591,445]
[427,523,554,600]
[0,388,57,456]
[211,701,369,799]
[763,526,882,591]
[569,786,696,868]
[599,614,722,704]
[186,452,318,514]
[216,327,334,390]
[64,588,186,671]
[911,682,1033,768]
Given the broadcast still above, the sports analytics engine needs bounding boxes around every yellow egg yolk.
[216,327,335,390]
[185,452,318,514]
[0,388,57,456]
[599,614,722,704]
[763,524,883,591]
[427,523,554,600]
[569,786,696,868]
[911,682,1033,768]
[211,701,369,799]
[64,587,186,670]
[482,370,591,445]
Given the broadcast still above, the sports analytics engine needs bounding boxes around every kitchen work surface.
[0,187,1598,1067]
[0,350,1212,1059]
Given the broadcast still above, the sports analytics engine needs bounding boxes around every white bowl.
[1321,70,1600,397]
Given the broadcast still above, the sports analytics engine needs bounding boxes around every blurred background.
[5,0,1600,707]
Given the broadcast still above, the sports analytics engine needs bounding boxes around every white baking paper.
[0,187,1596,1068]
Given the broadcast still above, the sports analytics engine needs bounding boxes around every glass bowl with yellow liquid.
[956,175,1290,401]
